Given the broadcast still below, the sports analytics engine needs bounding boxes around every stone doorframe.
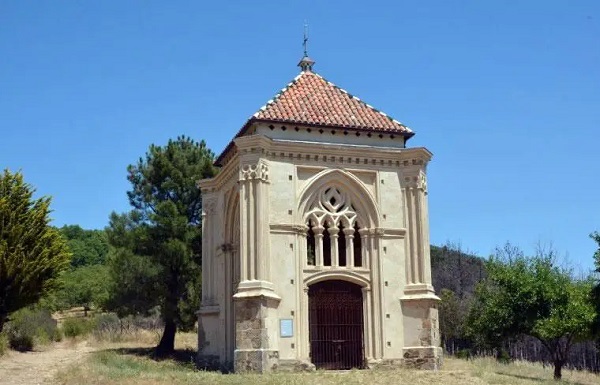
[299,272,379,366]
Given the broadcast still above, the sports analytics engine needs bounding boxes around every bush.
[61,317,93,338]
[0,332,9,356]
[92,313,121,341]
[5,307,59,351]
[456,349,473,360]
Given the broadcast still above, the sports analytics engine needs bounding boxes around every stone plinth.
[233,294,280,373]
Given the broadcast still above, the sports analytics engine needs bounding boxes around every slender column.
[420,176,433,285]
[239,182,248,281]
[369,232,382,358]
[362,286,372,360]
[328,226,339,267]
[413,187,424,283]
[201,197,217,303]
[314,226,324,268]
[248,179,256,280]
[207,206,215,302]
[344,228,355,268]
[403,170,430,286]
[302,285,310,358]
[407,184,419,284]
[201,208,208,302]
[359,229,369,269]
[258,179,269,281]
[294,227,305,359]
[374,229,386,358]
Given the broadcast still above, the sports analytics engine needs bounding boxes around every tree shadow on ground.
[495,371,587,385]
[105,347,231,373]
[108,347,196,367]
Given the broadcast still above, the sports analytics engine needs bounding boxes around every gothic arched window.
[304,186,366,268]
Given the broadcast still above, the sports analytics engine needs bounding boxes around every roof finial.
[303,22,309,57]
[298,21,315,72]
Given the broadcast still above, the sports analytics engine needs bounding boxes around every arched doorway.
[308,280,364,369]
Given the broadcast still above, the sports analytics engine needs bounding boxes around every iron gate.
[308,280,365,369]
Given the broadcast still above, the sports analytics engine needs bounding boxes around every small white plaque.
[280,319,293,338]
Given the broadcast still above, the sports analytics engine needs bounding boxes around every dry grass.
[54,334,599,385]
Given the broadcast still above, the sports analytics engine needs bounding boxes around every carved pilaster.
[402,167,431,289]
[234,158,279,299]
[202,195,218,305]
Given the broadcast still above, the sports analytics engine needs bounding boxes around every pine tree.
[106,136,216,356]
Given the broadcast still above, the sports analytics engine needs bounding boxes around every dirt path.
[0,341,96,385]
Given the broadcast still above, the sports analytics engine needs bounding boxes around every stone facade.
[197,65,441,372]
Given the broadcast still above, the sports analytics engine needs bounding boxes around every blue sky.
[1,1,599,271]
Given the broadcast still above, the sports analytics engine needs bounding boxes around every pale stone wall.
[197,126,440,372]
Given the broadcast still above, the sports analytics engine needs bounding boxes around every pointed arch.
[298,169,380,229]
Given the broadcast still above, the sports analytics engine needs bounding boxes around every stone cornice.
[198,152,239,193]
[226,134,432,172]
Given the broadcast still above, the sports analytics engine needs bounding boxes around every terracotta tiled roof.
[215,70,413,166]
[253,71,412,134]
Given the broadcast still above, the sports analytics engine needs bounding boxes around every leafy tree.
[467,243,595,380]
[591,231,600,345]
[106,136,216,356]
[59,225,109,267]
[0,169,71,332]
[439,289,463,353]
[56,264,110,315]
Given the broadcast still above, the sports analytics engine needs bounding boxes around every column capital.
[402,169,427,193]
[293,224,308,235]
[239,159,270,183]
[327,226,339,236]
[358,228,370,237]
[343,227,355,237]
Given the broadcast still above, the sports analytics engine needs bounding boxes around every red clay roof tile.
[253,71,412,134]
[214,70,413,166]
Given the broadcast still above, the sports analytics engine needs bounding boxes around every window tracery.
[304,186,366,268]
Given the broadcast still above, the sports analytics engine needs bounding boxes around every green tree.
[591,231,600,345]
[106,136,216,356]
[438,289,462,353]
[467,244,595,380]
[56,264,110,315]
[59,225,109,267]
[0,169,71,332]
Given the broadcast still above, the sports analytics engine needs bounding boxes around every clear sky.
[1,1,599,271]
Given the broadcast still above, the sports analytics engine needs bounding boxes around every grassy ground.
[55,333,599,385]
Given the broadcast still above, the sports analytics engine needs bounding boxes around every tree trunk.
[553,359,563,380]
[156,317,176,357]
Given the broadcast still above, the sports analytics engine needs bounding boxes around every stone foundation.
[234,349,279,372]
[403,346,443,370]
[233,294,280,373]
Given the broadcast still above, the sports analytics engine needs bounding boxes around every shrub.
[61,317,92,338]
[456,349,473,360]
[0,332,9,356]
[92,313,121,341]
[5,307,59,351]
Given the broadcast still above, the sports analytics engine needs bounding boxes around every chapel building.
[197,55,441,372]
